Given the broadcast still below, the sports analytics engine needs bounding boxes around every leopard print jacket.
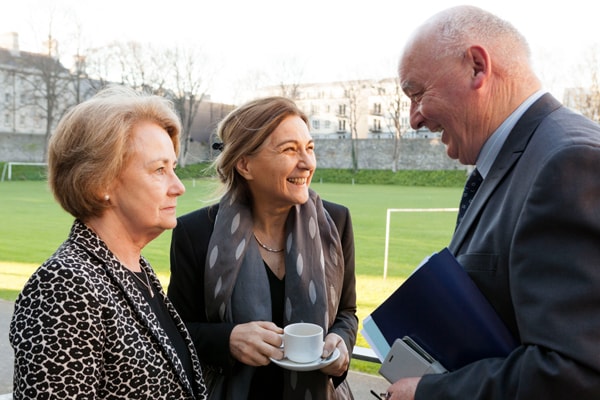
[9,220,207,399]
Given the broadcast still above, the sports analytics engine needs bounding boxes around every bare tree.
[82,43,117,90]
[17,18,75,161]
[85,41,217,165]
[377,77,407,172]
[164,45,213,166]
[0,4,97,160]
[231,68,270,103]
[89,40,169,94]
[272,56,306,100]
[0,62,18,133]
[67,21,99,104]
[340,80,364,173]
[573,44,600,123]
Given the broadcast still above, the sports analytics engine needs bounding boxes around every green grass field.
[0,179,461,373]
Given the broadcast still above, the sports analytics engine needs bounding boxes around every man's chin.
[445,146,459,161]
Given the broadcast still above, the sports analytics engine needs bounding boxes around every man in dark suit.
[385,5,600,400]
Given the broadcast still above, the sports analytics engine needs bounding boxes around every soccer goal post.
[1,162,47,181]
[383,208,458,279]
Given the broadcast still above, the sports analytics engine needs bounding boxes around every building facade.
[256,78,440,140]
[0,32,236,165]
[1,33,53,136]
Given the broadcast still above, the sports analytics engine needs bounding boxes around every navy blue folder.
[366,248,519,371]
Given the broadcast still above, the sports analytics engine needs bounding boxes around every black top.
[131,270,196,395]
[248,263,285,399]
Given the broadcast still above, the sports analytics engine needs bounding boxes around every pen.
[370,390,383,399]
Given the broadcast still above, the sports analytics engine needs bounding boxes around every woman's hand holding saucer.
[319,333,349,376]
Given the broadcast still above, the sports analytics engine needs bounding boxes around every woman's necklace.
[253,233,284,253]
[130,268,154,298]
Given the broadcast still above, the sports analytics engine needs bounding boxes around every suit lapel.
[450,94,562,252]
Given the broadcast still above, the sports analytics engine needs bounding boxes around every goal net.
[1,162,47,181]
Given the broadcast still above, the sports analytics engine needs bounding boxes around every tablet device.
[379,336,447,383]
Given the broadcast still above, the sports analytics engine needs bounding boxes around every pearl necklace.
[253,233,284,253]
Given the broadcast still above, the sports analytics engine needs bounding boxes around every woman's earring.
[104,194,110,201]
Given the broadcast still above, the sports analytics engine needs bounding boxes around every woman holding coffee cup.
[168,96,358,399]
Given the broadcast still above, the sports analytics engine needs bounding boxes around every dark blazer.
[417,94,600,399]
[167,200,358,375]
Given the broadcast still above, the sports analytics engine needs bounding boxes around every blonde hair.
[213,96,308,204]
[48,85,182,220]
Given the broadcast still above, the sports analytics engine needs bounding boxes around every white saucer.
[270,348,340,371]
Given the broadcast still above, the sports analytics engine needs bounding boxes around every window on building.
[401,99,409,112]
[312,120,320,130]
[324,120,331,129]
[338,119,346,132]
[4,93,10,103]
[373,119,381,132]
[338,104,346,116]
[402,116,409,129]
[4,113,9,126]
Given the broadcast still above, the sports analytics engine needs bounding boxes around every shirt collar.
[476,90,546,178]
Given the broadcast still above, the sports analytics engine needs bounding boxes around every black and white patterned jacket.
[10,220,206,399]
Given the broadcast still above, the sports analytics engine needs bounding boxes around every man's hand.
[384,377,421,400]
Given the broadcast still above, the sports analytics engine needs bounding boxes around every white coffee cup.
[282,322,324,363]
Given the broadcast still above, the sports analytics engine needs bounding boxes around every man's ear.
[466,45,490,90]
[235,156,253,180]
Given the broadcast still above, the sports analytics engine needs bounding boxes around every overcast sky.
[2,0,598,102]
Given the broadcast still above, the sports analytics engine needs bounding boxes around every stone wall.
[314,138,463,170]
[1,134,465,171]
[185,138,464,171]
[0,134,45,162]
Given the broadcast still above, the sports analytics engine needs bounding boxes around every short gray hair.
[430,6,531,74]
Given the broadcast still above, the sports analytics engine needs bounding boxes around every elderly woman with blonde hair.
[10,86,206,399]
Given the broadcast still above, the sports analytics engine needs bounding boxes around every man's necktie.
[456,168,483,229]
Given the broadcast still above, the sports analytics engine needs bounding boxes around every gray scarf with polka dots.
[204,188,345,399]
